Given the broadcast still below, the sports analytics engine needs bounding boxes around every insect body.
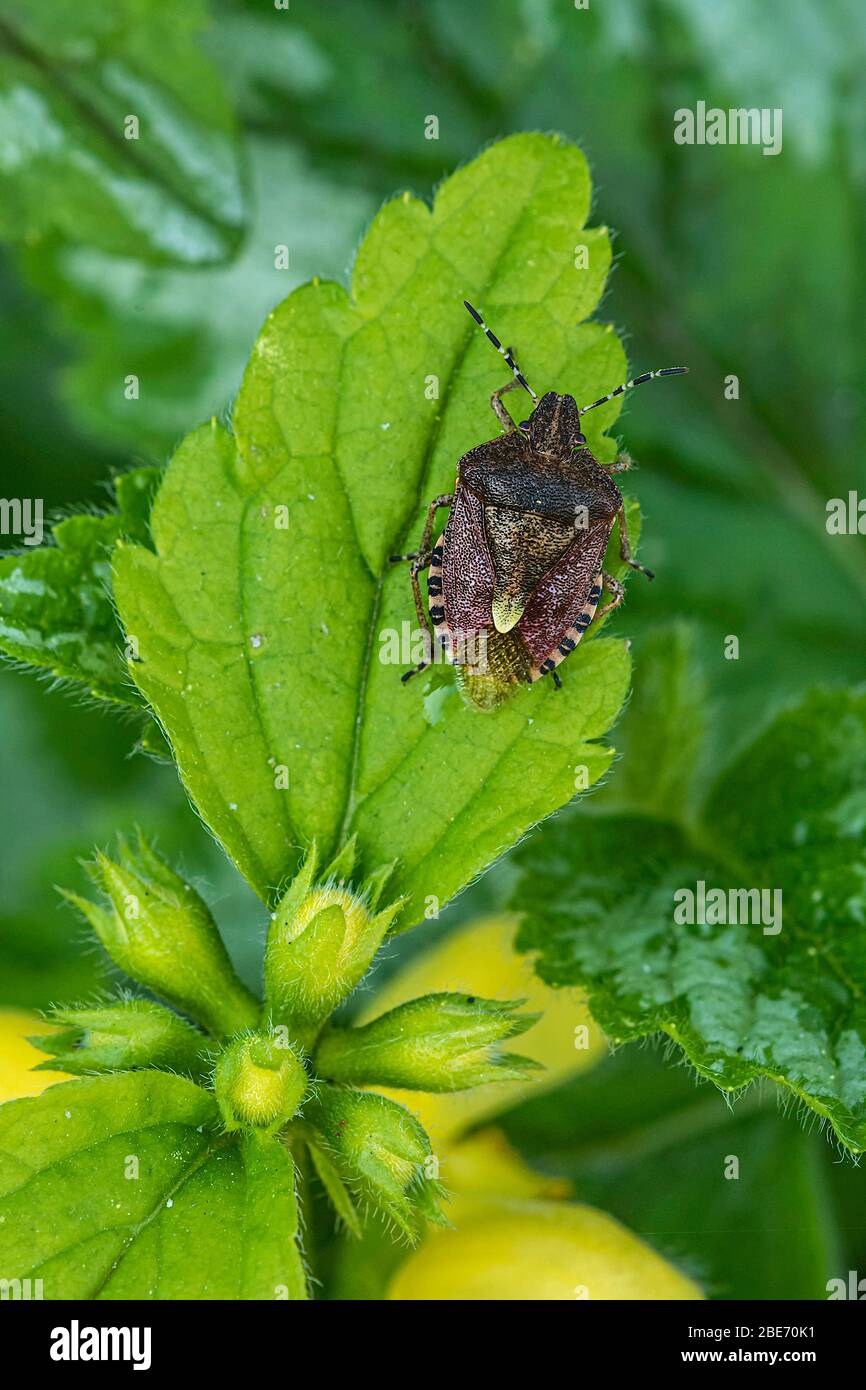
[392,301,687,710]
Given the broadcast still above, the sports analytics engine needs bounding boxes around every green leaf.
[0,467,158,704]
[501,1047,835,1300]
[0,0,245,264]
[113,133,633,920]
[0,1071,307,1299]
[512,687,866,1151]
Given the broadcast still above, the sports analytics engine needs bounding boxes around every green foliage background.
[1,0,865,1299]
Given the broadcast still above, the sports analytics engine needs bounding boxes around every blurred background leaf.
[19,140,373,456]
[0,0,246,264]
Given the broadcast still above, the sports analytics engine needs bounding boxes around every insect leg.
[395,495,455,685]
[490,378,522,432]
[397,554,433,683]
[409,553,432,633]
[596,571,625,620]
[616,505,654,581]
[418,494,454,555]
[607,452,633,475]
[388,494,454,565]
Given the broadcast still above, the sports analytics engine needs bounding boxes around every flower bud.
[264,843,403,1038]
[308,1085,447,1242]
[314,992,541,1092]
[215,1033,308,1134]
[61,834,259,1038]
[29,999,210,1079]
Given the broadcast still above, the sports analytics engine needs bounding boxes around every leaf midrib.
[238,490,298,889]
[88,1131,232,1300]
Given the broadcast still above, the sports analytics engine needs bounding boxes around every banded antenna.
[578,366,688,414]
[464,300,538,402]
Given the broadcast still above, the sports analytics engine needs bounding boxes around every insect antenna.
[464,300,538,401]
[578,366,688,414]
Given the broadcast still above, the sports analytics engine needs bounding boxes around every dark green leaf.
[513,688,866,1151]
[0,468,158,704]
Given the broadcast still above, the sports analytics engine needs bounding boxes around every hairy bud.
[215,1033,308,1134]
[61,834,259,1037]
[264,841,402,1039]
[308,1085,447,1241]
[31,999,210,1079]
[314,992,541,1091]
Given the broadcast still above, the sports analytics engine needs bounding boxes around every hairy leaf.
[0,468,157,704]
[513,687,866,1151]
[0,1071,306,1299]
[0,0,245,264]
[114,133,634,919]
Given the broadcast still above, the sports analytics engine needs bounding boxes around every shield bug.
[391,301,687,710]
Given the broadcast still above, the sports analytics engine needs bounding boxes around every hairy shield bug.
[391,301,687,710]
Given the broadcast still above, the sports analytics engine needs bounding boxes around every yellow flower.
[389,1196,703,1301]
[0,1008,66,1101]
